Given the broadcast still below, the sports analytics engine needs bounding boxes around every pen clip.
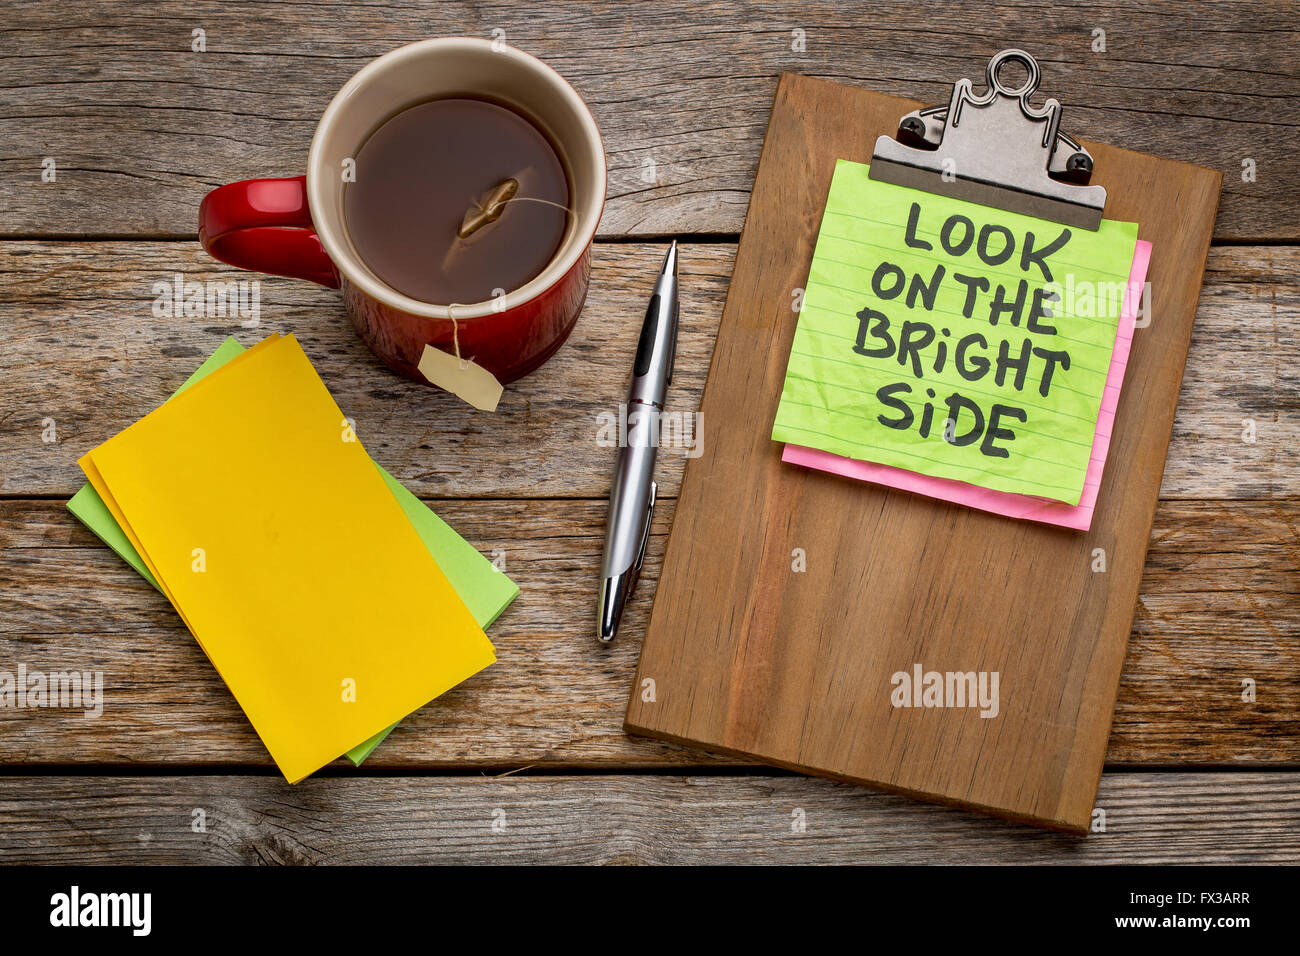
[634,480,656,572]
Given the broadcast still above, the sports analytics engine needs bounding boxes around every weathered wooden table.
[1,1,1297,863]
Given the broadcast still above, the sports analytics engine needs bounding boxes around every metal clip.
[633,480,656,573]
[869,49,1107,230]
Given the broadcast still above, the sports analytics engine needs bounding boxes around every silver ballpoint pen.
[598,241,680,642]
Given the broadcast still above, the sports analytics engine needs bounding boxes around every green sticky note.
[68,337,518,765]
[772,160,1138,504]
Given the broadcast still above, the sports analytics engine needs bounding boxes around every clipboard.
[624,51,1222,832]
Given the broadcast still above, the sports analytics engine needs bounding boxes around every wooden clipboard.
[624,70,1221,832]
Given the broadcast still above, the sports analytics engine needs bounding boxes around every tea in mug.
[344,97,571,305]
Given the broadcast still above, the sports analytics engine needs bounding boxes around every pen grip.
[601,438,657,577]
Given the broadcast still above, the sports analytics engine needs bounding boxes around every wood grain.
[0,773,1294,864]
[1,2,1295,846]
[625,74,1224,832]
[0,242,1295,500]
[2,498,1294,769]
[0,1,1295,240]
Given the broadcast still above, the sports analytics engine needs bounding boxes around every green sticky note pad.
[772,160,1138,504]
[68,337,519,765]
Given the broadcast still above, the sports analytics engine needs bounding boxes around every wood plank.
[1,242,1295,499]
[0,772,1294,863]
[1,498,1295,769]
[0,1,1295,240]
[625,72,1225,832]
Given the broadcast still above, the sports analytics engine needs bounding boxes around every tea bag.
[439,172,529,275]
[458,177,519,238]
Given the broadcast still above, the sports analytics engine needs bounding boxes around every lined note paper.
[772,160,1138,504]
[783,240,1152,530]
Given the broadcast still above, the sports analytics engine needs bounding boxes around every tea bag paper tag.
[418,344,504,412]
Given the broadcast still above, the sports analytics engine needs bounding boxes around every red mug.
[199,38,606,386]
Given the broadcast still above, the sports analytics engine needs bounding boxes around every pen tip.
[660,240,678,277]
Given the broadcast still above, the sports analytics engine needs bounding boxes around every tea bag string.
[447,302,466,367]
[444,177,577,367]
[491,196,575,214]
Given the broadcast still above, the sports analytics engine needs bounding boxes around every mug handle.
[198,176,340,288]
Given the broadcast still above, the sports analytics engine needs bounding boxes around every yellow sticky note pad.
[80,334,494,783]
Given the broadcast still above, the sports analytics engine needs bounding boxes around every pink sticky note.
[782,240,1152,531]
